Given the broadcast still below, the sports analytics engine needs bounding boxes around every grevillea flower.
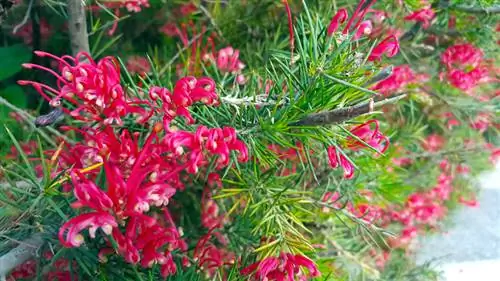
[213,46,246,74]
[368,35,399,61]
[353,20,373,40]
[346,120,389,154]
[470,113,491,133]
[371,65,415,95]
[193,230,235,277]
[126,55,151,76]
[328,0,376,36]
[179,3,197,16]
[327,146,355,179]
[58,212,117,247]
[404,8,435,29]
[421,134,445,152]
[321,191,343,211]
[201,188,225,229]
[19,52,145,126]
[459,195,478,207]
[241,253,320,280]
[162,125,248,173]
[147,76,219,127]
[327,8,348,35]
[101,0,150,12]
[440,44,490,91]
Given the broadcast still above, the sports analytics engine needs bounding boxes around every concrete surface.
[417,163,500,281]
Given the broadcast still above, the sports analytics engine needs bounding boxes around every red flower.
[19,52,145,126]
[58,212,117,247]
[368,35,399,61]
[346,120,389,154]
[470,113,491,133]
[327,146,355,179]
[371,65,415,95]
[459,195,478,207]
[214,46,246,73]
[440,44,490,91]
[421,134,445,152]
[404,8,435,29]
[126,55,151,76]
[241,253,320,281]
[327,9,348,35]
[147,76,219,127]
[193,230,235,277]
[353,20,373,40]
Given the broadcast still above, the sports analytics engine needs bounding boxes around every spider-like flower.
[241,253,320,281]
[19,51,144,126]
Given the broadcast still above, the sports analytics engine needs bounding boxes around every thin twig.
[0,234,44,279]
[221,95,286,107]
[12,0,34,34]
[158,31,207,76]
[198,3,224,40]
[452,5,500,14]
[291,93,407,126]
[67,0,90,55]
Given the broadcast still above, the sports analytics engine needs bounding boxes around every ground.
[417,163,500,281]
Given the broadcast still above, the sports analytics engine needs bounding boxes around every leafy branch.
[291,93,407,126]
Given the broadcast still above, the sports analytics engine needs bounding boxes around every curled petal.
[58,212,117,247]
[328,8,349,35]
[369,35,399,61]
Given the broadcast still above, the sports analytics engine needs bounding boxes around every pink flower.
[404,8,435,29]
[353,20,373,40]
[398,226,418,245]
[421,134,445,152]
[159,23,179,37]
[456,164,470,175]
[392,157,412,167]
[470,113,491,133]
[162,125,248,173]
[126,56,151,76]
[322,191,343,211]
[147,76,219,127]
[327,8,348,35]
[346,120,389,154]
[58,212,117,247]
[201,188,225,229]
[440,44,490,91]
[193,230,235,277]
[459,196,478,207]
[102,0,150,12]
[371,65,415,95]
[19,52,145,126]
[179,3,197,16]
[368,35,399,61]
[241,253,320,280]
[214,46,245,73]
[327,146,355,179]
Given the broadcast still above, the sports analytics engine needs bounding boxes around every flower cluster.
[19,52,144,126]
[404,8,435,29]
[241,253,320,281]
[15,50,251,278]
[327,120,389,179]
[102,0,150,13]
[371,65,416,95]
[440,43,491,92]
[126,55,151,76]
[148,76,219,127]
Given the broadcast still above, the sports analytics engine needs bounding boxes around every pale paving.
[417,163,500,281]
